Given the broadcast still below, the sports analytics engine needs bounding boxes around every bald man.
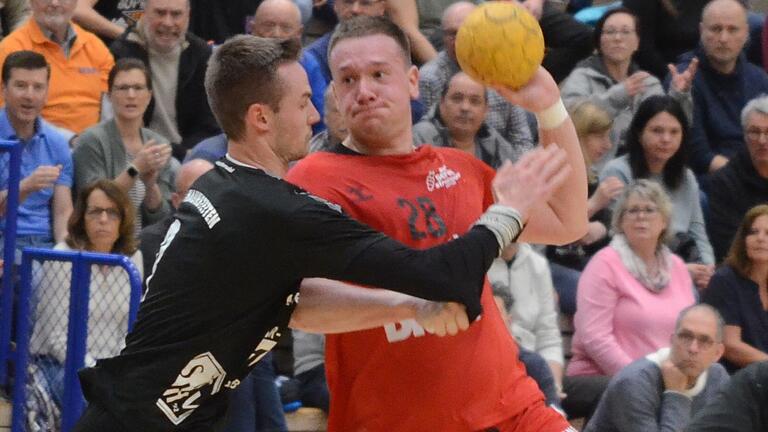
[675,0,768,175]
[251,0,303,41]
[140,159,214,278]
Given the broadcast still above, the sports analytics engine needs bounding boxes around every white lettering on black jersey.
[184,190,221,228]
[156,352,227,425]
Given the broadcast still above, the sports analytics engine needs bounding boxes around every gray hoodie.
[560,55,692,169]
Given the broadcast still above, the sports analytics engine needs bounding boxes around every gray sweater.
[600,155,714,264]
[73,118,178,228]
[584,348,729,432]
[561,55,692,169]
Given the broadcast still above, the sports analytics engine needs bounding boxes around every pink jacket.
[566,246,695,377]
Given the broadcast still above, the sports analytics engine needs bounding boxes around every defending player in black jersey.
[73,35,580,431]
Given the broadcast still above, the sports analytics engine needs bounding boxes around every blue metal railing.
[0,138,23,386]
[12,248,142,432]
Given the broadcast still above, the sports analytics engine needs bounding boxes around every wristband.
[474,204,524,255]
[535,98,569,130]
[127,164,139,178]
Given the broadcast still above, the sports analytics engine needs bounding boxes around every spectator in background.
[626,0,764,81]
[560,8,696,167]
[413,71,522,168]
[487,242,565,406]
[292,330,329,413]
[110,0,220,160]
[624,0,709,81]
[0,51,73,259]
[490,281,563,410]
[73,0,145,44]
[703,204,768,373]
[547,101,620,314]
[28,179,141,417]
[250,0,302,41]
[139,158,211,277]
[516,0,594,84]
[308,86,347,154]
[187,0,260,45]
[73,58,177,237]
[419,2,534,156]
[675,0,768,175]
[600,96,714,289]
[684,361,768,432]
[386,0,440,64]
[0,0,30,37]
[565,180,696,419]
[584,304,729,432]
[707,96,768,262]
[0,0,114,135]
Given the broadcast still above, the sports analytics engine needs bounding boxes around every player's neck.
[227,138,288,177]
[343,133,415,156]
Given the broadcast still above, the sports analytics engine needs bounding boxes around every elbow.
[551,216,589,246]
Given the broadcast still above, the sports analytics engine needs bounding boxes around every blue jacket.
[674,47,768,174]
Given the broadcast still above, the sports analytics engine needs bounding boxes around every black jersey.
[78,156,497,431]
[94,0,145,27]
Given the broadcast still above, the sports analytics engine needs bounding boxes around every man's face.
[333,0,386,21]
[700,1,748,70]
[669,309,724,381]
[270,62,320,162]
[143,0,190,53]
[252,1,302,40]
[439,73,486,141]
[330,34,419,151]
[745,111,768,169]
[30,0,77,33]
[2,67,49,126]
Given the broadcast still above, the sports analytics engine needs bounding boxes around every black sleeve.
[685,362,768,432]
[285,201,497,320]
[701,270,742,327]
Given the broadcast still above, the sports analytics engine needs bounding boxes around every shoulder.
[433,145,494,175]
[183,32,212,57]
[287,151,349,184]
[707,362,730,385]
[40,120,72,150]
[305,33,330,56]
[613,358,658,388]
[601,156,631,180]
[419,52,451,79]
[0,20,32,48]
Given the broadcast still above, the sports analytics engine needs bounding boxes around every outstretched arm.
[290,278,469,336]
[494,67,589,245]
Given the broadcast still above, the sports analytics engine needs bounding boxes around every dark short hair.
[205,35,300,141]
[626,95,689,189]
[67,179,138,256]
[2,50,50,84]
[440,71,488,103]
[108,57,152,92]
[327,16,411,71]
[726,204,768,277]
[593,7,640,53]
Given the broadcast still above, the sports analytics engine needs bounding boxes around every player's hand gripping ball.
[455,1,545,89]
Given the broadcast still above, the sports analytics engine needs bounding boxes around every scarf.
[610,234,672,292]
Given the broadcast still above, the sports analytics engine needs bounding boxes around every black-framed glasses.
[674,330,716,349]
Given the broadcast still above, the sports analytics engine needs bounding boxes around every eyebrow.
[337,60,391,72]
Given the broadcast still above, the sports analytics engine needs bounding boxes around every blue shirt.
[0,109,73,236]
[184,133,227,164]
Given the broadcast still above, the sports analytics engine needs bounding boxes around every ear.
[713,342,726,362]
[407,65,420,100]
[245,103,273,134]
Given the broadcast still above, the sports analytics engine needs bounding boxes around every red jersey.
[286,145,544,431]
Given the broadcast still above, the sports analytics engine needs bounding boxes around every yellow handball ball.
[455,1,545,89]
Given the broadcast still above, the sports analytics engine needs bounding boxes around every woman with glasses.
[27,179,142,429]
[73,58,178,236]
[560,7,696,168]
[601,95,715,290]
[703,204,768,373]
[563,180,696,419]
